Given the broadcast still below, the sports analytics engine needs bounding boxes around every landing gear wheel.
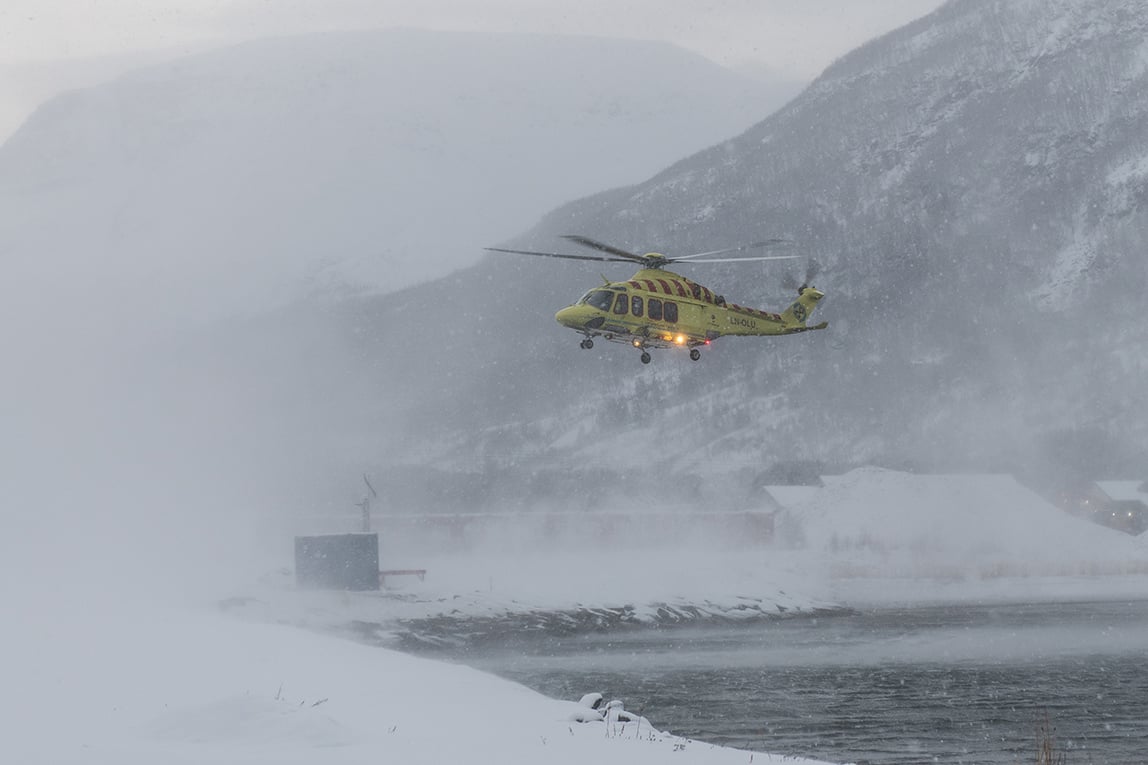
[580,338,594,350]
[689,349,701,361]
[640,352,651,364]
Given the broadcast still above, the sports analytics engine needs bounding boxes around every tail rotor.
[782,258,823,293]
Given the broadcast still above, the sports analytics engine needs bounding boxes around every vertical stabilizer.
[780,286,825,327]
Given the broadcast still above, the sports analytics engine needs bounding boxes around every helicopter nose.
[555,305,579,328]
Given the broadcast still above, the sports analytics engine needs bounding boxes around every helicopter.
[486,235,828,363]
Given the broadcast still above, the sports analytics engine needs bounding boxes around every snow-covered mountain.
[0,28,789,343]
[0,28,797,527]
[8,2,1148,524]
[314,0,1148,509]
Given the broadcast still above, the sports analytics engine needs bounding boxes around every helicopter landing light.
[675,335,686,345]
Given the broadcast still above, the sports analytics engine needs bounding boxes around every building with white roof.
[1092,480,1148,535]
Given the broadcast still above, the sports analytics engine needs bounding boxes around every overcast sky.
[0,0,946,141]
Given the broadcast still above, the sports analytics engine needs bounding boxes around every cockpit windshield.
[581,290,616,311]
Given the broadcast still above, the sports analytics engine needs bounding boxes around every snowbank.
[791,468,1148,578]
[6,594,837,765]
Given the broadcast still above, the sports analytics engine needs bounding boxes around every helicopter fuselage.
[554,267,826,361]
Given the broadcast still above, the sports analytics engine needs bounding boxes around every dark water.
[433,600,1148,764]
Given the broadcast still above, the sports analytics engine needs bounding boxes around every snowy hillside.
[7,1,1148,528]
[309,0,1148,506]
[0,28,786,342]
[0,28,797,525]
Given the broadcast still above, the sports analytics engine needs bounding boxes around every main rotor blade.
[805,258,823,283]
[673,239,794,261]
[675,254,800,264]
[484,246,634,263]
[560,235,646,263]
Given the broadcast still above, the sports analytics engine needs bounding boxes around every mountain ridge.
[0,27,788,344]
[0,28,801,519]
[330,0,1148,506]
[7,5,1148,518]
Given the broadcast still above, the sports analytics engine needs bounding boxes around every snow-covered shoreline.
[12,466,1148,764]
[227,546,844,650]
[13,536,1148,765]
[8,587,841,765]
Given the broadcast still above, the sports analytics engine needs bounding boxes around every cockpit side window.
[586,290,615,311]
[613,293,629,315]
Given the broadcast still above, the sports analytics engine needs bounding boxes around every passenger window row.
[612,293,677,322]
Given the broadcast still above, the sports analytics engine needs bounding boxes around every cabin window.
[647,297,663,321]
[613,293,629,315]
[664,301,679,323]
[631,295,643,317]
[586,290,614,311]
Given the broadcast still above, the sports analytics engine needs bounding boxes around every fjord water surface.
[442,600,1148,764]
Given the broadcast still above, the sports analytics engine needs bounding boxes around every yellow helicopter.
[487,235,828,363]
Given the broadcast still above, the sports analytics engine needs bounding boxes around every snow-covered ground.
[231,546,840,648]
[9,467,1147,764]
[6,585,837,765]
[250,468,1148,636]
